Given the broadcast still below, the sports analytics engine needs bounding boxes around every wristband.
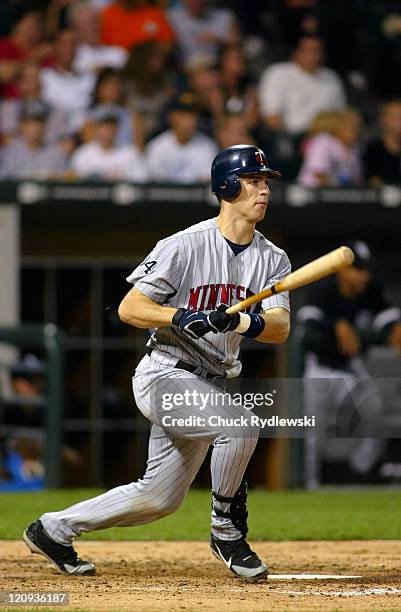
[239,314,265,338]
[236,312,251,333]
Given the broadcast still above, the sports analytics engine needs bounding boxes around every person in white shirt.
[145,91,218,183]
[40,29,95,133]
[68,2,127,75]
[259,35,346,136]
[70,104,147,181]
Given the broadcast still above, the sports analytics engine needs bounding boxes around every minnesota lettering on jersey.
[187,284,257,313]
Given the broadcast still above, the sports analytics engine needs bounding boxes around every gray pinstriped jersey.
[127,218,291,377]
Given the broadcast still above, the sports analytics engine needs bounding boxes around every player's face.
[235,176,270,223]
[340,266,371,295]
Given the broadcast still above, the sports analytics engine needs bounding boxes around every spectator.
[40,29,95,133]
[0,9,53,99]
[364,99,401,186]
[69,1,127,75]
[100,0,175,51]
[168,0,239,67]
[301,110,339,141]
[297,109,362,187]
[146,91,217,183]
[0,61,71,146]
[259,35,346,136]
[217,44,258,130]
[215,113,256,150]
[0,100,67,178]
[184,56,224,137]
[81,68,143,149]
[70,104,147,181]
[297,241,401,489]
[124,41,176,142]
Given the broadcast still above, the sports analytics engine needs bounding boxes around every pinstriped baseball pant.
[41,356,259,545]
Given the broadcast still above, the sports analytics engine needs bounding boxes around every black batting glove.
[172,308,211,340]
[208,304,241,334]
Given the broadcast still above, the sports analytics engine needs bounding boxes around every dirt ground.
[1,540,401,612]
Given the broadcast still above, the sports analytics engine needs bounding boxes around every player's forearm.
[118,288,177,329]
[256,308,290,344]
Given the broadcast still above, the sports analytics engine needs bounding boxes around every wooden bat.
[225,246,355,315]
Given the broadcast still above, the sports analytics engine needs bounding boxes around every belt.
[146,348,218,379]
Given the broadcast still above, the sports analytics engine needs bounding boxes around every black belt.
[146,348,218,378]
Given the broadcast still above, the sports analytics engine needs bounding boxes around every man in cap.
[0,100,67,178]
[145,91,218,183]
[70,103,147,180]
[296,241,401,488]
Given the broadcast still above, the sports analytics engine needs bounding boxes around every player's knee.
[146,495,182,518]
[215,420,260,452]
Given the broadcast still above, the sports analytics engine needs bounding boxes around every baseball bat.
[225,246,354,315]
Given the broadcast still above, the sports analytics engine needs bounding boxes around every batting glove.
[208,304,240,333]
[208,304,266,338]
[172,308,211,340]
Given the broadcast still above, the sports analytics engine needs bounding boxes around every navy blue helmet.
[211,144,281,202]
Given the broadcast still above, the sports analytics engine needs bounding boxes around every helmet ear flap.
[218,173,241,202]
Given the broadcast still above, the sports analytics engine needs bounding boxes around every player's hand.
[172,308,211,340]
[208,304,240,334]
[335,319,361,357]
[388,321,401,353]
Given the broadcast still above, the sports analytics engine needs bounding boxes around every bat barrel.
[226,246,354,315]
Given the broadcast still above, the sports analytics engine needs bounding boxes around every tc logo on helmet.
[255,151,265,166]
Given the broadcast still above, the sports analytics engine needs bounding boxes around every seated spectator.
[259,35,346,136]
[100,0,175,51]
[40,29,95,133]
[168,0,239,67]
[81,68,142,149]
[70,104,147,181]
[146,91,217,183]
[297,109,362,187]
[0,9,53,99]
[124,41,176,142]
[215,113,256,150]
[0,61,71,146]
[69,2,127,75]
[184,56,224,137]
[0,100,67,178]
[363,100,401,186]
[217,44,258,130]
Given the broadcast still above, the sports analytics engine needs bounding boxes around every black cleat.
[210,534,268,581]
[23,520,96,576]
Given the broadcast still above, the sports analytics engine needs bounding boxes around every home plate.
[268,574,362,580]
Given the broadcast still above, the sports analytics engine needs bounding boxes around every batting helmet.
[211,144,281,202]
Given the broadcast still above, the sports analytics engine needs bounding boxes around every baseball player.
[23,145,291,581]
[297,241,401,489]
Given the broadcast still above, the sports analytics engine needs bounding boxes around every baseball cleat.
[210,534,268,581]
[23,520,96,576]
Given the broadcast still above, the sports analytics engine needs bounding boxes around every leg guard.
[211,480,248,538]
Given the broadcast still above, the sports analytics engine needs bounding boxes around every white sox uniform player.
[23,145,291,581]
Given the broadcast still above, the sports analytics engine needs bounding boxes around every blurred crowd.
[0,0,401,185]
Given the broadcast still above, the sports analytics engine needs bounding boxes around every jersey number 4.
[144,260,157,274]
